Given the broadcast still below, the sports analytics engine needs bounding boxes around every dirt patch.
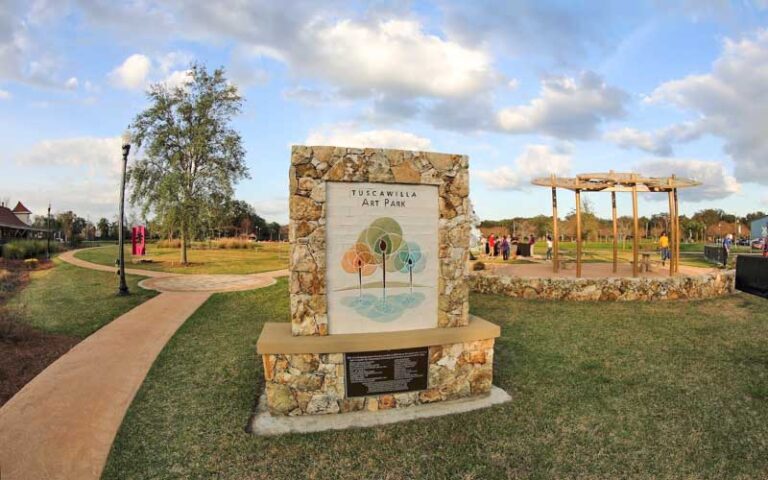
[0,311,79,405]
[0,259,78,406]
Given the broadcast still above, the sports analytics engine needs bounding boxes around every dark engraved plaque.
[345,347,429,398]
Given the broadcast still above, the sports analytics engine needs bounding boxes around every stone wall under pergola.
[531,172,701,278]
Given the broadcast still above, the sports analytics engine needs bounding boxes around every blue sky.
[1,0,767,224]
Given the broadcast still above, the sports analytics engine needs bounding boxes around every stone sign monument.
[256,146,501,419]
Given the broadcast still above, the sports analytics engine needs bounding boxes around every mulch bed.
[0,259,79,406]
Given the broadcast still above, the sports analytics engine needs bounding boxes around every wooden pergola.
[531,172,701,278]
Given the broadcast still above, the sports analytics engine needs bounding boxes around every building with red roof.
[0,201,46,241]
[11,201,32,225]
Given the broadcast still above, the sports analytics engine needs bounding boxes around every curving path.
[59,249,289,290]
[0,248,287,480]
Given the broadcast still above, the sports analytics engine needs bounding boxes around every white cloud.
[507,79,519,89]
[440,0,614,64]
[283,86,338,105]
[0,1,64,87]
[108,54,151,90]
[251,198,288,222]
[3,176,125,220]
[16,136,123,177]
[8,135,129,219]
[477,144,572,190]
[0,89,10,99]
[305,125,432,151]
[497,71,628,139]
[299,19,494,98]
[157,51,192,75]
[64,76,78,89]
[636,158,740,201]
[89,3,494,101]
[647,29,768,184]
[604,122,703,156]
[162,69,192,89]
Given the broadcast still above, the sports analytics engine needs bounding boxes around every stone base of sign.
[257,315,500,416]
[250,385,511,436]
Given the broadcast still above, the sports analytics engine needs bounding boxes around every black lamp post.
[46,202,51,260]
[118,131,131,296]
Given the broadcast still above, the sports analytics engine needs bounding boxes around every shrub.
[213,238,255,249]
[157,238,256,250]
[0,268,22,302]
[0,269,17,293]
[1,240,58,259]
[472,261,486,271]
[156,239,182,249]
[24,258,39,269]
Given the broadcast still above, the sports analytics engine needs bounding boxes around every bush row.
[156,238,258,250]
[1,240,61,260]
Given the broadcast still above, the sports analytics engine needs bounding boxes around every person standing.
[488,234,495,257]
[659,231,670,267]
[481,235,488,257]
[511,236,519,260]
[502,235,510,261]
[763,224,768,258]
[722,233,733,267]
[529,234,536,257]
[546,235,553,261]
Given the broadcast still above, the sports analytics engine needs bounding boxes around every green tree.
[128,63,249,264]
[743,211,767,224]
[224,199,256,236]
[97,217,110,239]
[56,211,78,243]
[267,221,282,241]
[692,209,727,229]
[252,213,268,240]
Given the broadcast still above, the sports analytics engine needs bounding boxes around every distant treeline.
[480,208,766,242]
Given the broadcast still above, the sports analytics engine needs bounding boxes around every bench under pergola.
[531,172,701,278]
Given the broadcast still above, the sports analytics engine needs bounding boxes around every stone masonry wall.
[289,146,471,336]
[262,339,494,416]
[468,270,736,301]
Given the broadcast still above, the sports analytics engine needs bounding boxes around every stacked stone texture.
[263,340,495,416]
[289,146,471,336]
[468,269,735,301]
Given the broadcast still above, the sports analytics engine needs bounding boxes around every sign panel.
[326,182,439,334]
[751,216,768,241]
[345,347,429,398]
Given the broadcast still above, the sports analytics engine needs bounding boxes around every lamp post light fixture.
[117,131,131,296]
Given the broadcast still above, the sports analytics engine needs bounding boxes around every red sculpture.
[131,226,146,256]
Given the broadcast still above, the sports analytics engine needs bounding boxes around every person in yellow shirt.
[659,231,670,266]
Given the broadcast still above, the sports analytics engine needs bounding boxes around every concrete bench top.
[257,315,500,355]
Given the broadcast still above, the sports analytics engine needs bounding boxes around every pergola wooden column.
[532,172,700,278]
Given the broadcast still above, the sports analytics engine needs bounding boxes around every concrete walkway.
[58,249,174,278]
[0,249,287,480]
[59,249,289,292]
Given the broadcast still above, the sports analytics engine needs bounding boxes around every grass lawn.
[7,258,157,337]
[75,243,289,275]
[104,282,768,479]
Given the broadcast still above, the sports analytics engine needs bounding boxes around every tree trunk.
[180,221,188,264]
